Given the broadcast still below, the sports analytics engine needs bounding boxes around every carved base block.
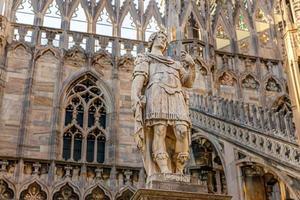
[133,174,231,200]
[131,189,232,200]
[146,173,207,193]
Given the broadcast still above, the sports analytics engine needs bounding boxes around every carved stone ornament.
[266,78,281,92]
[65,46,87,67]
[242,75,259,90]
[92,50,112,75]
[131,31,196,177]
[85,187,110,200]
[0,180,14,199]
[118,55,134,72]
[20,182,47,200]
[53,184,79,200]
[219,72,235,86]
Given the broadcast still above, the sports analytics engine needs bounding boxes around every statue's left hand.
[181,50,194,65]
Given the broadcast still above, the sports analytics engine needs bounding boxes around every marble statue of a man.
[131,31,195,177]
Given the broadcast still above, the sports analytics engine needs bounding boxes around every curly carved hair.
[148,31,168,53]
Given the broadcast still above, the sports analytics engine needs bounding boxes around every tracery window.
[145,17,160,41]
[70,3,88,32]
[62,75,107,163]
[96,8,113,36]
[15,0,35,25]
[121,13,137,40]
[43,0,62,29]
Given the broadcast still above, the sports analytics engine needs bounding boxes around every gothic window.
[0,180,14,200]
[20,182,47,200]
[43,0,62,29]
[215,23,230,51]
[15,0,35,25]
[62,75,107,163]
[96,8,113,36]
[144,0,165,15]
[70,3,88,32]
[121,13,137,40]
[85,187,110,200]
[145,17,160,41]
[53,184,79,200]
[184,14,201,40]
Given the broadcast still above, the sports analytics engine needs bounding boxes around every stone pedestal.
[131,173,231,200]
[131,189,231,200]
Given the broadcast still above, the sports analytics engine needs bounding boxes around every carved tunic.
[133,53,192,126]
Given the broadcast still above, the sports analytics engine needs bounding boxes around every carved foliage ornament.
[20,182,47,200]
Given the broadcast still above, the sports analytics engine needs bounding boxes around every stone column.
[223,141,240,200]
[281,0,300,144]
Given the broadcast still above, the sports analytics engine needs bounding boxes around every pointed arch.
[235,159,300,200]
[143,0,164,29]
[42,0,62,29]
[180,1,203,30]
[191,131,228,194]
[84,184,112,200]
[53,183,80,200]
[20,182,47,200]
[59,70,114,163]
[14,0,35,25]
[120,11,138,39]
[144,17,160,41]
[96,8,113,36]
[19,180,49,200]
[94,0,115,24]
[213,13,232,51]
[0,179,15,199]
[240,73,260,90]
[70,2,88,32]
[115,186,136,200]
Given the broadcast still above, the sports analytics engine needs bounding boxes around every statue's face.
[153,33,167,52]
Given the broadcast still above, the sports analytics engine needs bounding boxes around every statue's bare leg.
[152,124,171,173]
[174,124,189,174]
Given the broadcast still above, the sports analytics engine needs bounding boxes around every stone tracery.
[20,182,47,200]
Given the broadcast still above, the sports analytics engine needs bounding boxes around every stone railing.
[0,158,144,192]
[10,22,148,57]
[189,94,300,170]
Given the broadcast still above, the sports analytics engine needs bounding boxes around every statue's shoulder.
[134,53,150,65]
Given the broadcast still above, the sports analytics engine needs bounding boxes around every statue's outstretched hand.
[181,50,194,65]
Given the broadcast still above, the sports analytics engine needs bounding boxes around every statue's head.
[148,31,168,53]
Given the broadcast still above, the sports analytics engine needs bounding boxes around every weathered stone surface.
[131,189,231,200]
